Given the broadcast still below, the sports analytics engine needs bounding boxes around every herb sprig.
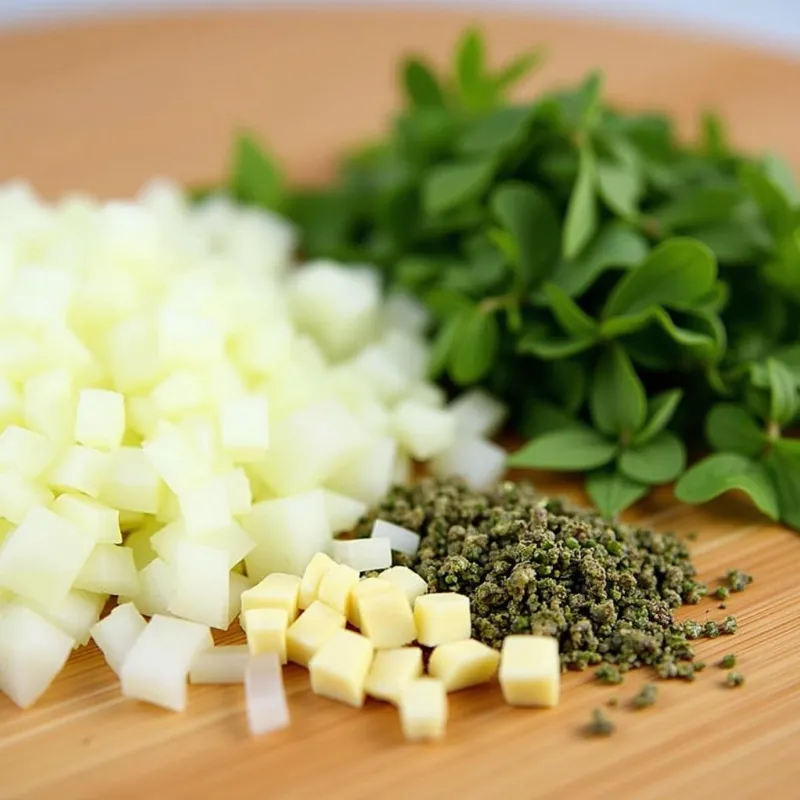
[223,28,800,527]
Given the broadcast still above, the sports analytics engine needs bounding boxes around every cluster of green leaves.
[224,29,800,525]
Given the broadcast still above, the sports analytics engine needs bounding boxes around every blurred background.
[2,0,800,54]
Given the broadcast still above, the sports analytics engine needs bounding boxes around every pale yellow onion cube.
[190,645,250,684]
[242,491,332,581]
[331,537,392,573]
[167,540,230,629]
[120,614,213,712]
[398,678,448,743]
[430,436,506,492]
[74,388,126,451]
[390,400,455,461]
[383,290,430,335]
[428,639,500,692]
[177,476,232,537]
[227,571,252,626]
[157,307,225,367]
[104,317,161,395]
[47,445,108,499]
[358,584,416,649]
[4,265,74,328]
[326,436,396,507]
[322,490,368,535]
[413,593,471,647]
[370,519,419,557]
[74,543,139,597]
[316,562,360,616]
[52,494,121,544]
[196,523,255,570]
[499,635,560,708]
[221,468,252,516]
[220,395,269,463]
[309,629,374,708]
[244,607,289,663]
[245,652,291,736]
[0,470,54,524]
[142,423,207,494]
[0,603,75,709]
[0,424,55,479]
[0,332,41,384]
[155,488,181,524]
[124,525,158,571]
[23,367,76,445]
[90,602,147,676]
[24,588,106,646]
[126,558,172,617]
[126,396,160,440]
[148,520,186,563]
[378,566,428,607]
[298,551,336,610]
[150,370,208,421]
[0,375,20,428]
[349,577,392,629]
[448,388,507,439]
[0,506,95,606]
[364,647,423,705]
[100,447,163,514]
[286,600,346,667]
[241,572,301,621]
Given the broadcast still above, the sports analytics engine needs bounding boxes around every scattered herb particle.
[718,603,728,610]
[632,683,658,709]
[721,616,738,635]
[726,671,745,687]
[720,654,737,669]
[726,570,754,593]
[703,621,721,639]
[714,586,730,601]
[595,664,624,685]
[586,709,616,736]
[607,697,620,708]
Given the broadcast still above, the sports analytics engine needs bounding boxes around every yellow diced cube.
[428,639,500,692]
[309,629,374,708]
[286,600,346,667]
[241,572,301,621]
[349,577,391,628]
[413,593,471,647]
[316,562,360,616]
[358,584,416,649]
[244,607,289,664]
[298,551,336,609]
[398,678,448,742]
[364,647,423,705]
[75,389,126,451]
[498,635,560,707]
[378,566,428,606]
[48,445,107,498]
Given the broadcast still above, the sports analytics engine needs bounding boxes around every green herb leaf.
[586,469,648,517]
[563,144,598,260]
[519,399,579,439]
[701,110,728,157]
[767,357,799,425]
[229,133,284,210]
[455,28,486,109]
[603,238,717,318]
[422,159,495,215]
[508,427,617,471]
[764,439,800,529]
[618,431,686,485]
[675,453,779,520]
[589,345,647,439]
[763,153,800,204]
[401,58,446,108]
[705,404,767,458]
[541,282,598,340]
[650,185,743,232]
[458,107,532,155]
[517,327,596,360]
[493,50,543,93]
[448,309,499,384]
[491,182,560,288]
[596,159,642,219]
[634,389,684,445]
[428,310,469,378]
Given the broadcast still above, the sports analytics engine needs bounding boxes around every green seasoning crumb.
[632,683,658,709]
[607,697,619,708]
[703,621,720,638]
[721,616,738,635]
[726,671,745,687]
[693,661,706,672]
[595,664,624,685]
[586,709,615,736]
[682,621,704,640]
[714,586,730,601]
[360,477,715,673]
[718,603,728,610]
[726,570,753,593]
[720,654,737,669]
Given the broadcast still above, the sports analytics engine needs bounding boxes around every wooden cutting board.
[1,8,800,800]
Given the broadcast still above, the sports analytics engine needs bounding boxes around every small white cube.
[448,389,507,438]
[398,678,448,742]
[245,652,290,736]
[309,628,374,708]
[190,645,250,684]
[220,395,270,463]
[52,494,121,544]
[74,389,126,451]
[430,436,506,491]
[413,593,471,647]
[0,470,54,524]
[322,490,368,535]
[74,543,140,597]
[331,537,392,573]
[101,447,163,514]
[90,602,147,677]
[48,445,108,498]
[221,468,253,516]
[391,400,455,460]
[142,424,206,494]
[168,540,230,629]
[178,476,232,537]
[0,425,55,479]
[371,519,420,556]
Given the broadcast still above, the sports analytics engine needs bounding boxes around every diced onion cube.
[430,436,506,491]
[220,395,270,463]
[74,544,139,597]
[371,519,420,556]
[331,537,392,572]
[391,401,455,460]
[448,388,507,438]
[0,470,54,524]
[48,445,107,498]
[167,540,230,629]
[178,477,232,537]
[74,389,126,451]
[52,494,121,544]
[322,490,367,534]
[0,425,55,479]
[90,602,147,677]
[245,652,290,736]
[101,447,163,514]
[190,645,250,684]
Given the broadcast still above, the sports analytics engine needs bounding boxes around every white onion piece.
[245,652,290,736]
[331,537,392,572]
[370,519,420,556]
[448,388,507,439]
[90,602,147,677]
[190,645,250,684]
[322,490,368,535]
[430,436,507,492]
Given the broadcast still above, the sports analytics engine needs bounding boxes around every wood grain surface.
[1,8,800,800]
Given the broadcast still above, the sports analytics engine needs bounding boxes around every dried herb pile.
[359,477,736,674]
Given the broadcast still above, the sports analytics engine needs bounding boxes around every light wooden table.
[1,9,800,800]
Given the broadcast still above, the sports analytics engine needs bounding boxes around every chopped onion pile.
[0,179,507,709]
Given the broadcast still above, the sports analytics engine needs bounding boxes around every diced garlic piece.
[378,566,428,607]
[190,645,250,684]
[371,519,420,556]
[499,635,560,708]
[74,389,126,451]
[430,436,506,491]
[168,540,230,629]
[286,600,346,667]
[74,544,139,597]
[245,652,290,736]
[331,537,392,573]
[241,573,301,621]
[322,490,367,535]
[244,607,289,663]
[298,551,336,610]
[428,639,500,692]
[448,388,507,438]
[220,395,270,463]
[365,647,423,705]
[358,584,417,649]
[120,614,213,712]
[48,445,108,498]
[398,678,448,742]
[0,425,55,478]
[91,602,147,676]
[391,400,455,460]
[309,629,374,708]
[413,593,471,647]
[316,562,360,616]
[52,494,121,544]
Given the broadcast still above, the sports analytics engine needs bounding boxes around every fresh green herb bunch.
[358,477,722,672]
[225,29,800,525]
